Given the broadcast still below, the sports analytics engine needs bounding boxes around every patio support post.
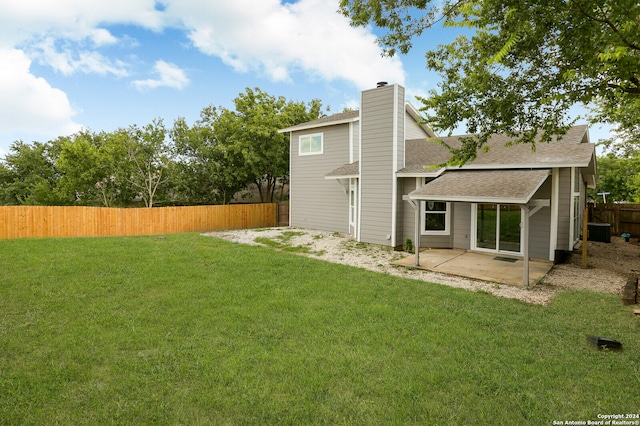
[521,205,530,287]
[414,200,420,266]
[403,195,420,266]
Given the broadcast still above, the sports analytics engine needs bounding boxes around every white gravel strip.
[204,227,565,305]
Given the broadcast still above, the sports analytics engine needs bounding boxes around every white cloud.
[132,60,189,91]
[167,0,405,89]
[0,0,165,45]
[29,37,128,77]
[0,0,404,89]
[0,48,82,140]
[90,28,119,46]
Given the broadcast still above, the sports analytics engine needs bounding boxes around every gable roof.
[408,169,551,204]
[279,110,359,133]
[279,102,436,137]
[400,125,596,183]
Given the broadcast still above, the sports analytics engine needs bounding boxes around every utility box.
[587,222,611,243]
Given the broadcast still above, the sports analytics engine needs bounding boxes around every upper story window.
[299,133,323,156]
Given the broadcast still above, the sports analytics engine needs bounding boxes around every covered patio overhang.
[324,162,359,193]
[404,169,551,286]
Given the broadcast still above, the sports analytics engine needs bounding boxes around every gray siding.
[351,121,360,163]
[529,177,551,260]
[400,178,459,249]
[400,177,418,246]
[452,203,471,249]
[556,168,571,250]
[359,84,404,246]
[289,124,350,233]
[405,113,429,140]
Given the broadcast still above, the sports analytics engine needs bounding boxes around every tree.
[56,130,135,207]
[171,108,249,205]
[593,154,640,203]
[340,0,640,162]
[217,88,323,202]
[124,118,173,207]
[0,140,69,205]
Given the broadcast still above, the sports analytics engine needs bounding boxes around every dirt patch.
[204,228,639,305]
[542,237,639,294]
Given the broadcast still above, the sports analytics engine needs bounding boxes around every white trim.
[356,92,363,242]
[396,167,446,178]
[446,162,593,169]
[298,133,324,156]
[325,174,359,180]
[390,84,399,247]
[569,167,576,245]
[349,122,354,163]
[405,101,437,137]
[278,117,359,133]
[421,201,451,235]
[471,203,523,256]
[549,168,559,259]
[522,205,530,285]
[288,133,293,227]
[349,179,358,238]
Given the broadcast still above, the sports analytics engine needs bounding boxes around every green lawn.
[0,233,638,425]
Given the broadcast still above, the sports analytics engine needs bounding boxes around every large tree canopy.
[0,88,322,207]
[340,0,640,162]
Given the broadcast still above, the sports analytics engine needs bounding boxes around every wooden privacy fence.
[589,203,640,236]
[0,204,277,239]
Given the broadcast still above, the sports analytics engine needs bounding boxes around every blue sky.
[0,0,609,159]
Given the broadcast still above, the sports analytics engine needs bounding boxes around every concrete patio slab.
[392,248,553,286]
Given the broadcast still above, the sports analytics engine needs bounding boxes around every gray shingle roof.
[279,110,359,133]
[401,124,594,172]
[408,170,551,204]
[325,162,359,178]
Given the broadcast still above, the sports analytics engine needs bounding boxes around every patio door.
[473,203,522,254]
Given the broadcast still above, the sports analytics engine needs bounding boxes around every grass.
[0,233,639,424]
[254,231,326,256]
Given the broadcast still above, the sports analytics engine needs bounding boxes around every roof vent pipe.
[376,81,388,88]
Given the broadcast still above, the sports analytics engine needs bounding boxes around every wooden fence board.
[590,203,640,236]
[0,204,277,240]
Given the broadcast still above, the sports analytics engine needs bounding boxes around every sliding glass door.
[474,204,522,254]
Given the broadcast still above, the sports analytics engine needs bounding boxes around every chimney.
[376,81,388,88]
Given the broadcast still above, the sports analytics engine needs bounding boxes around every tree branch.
[608,83,640,94]
[569,0,640,51]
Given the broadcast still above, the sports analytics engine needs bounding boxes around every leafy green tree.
[124,118,173,207]
[217,88,323,202]
[171,108,249,205]
[56,130,135,207]
[340,0,640,162]
[593,154,640,203]
[0,140,69,205]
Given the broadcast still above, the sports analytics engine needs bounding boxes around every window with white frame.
[422,201,450,235]
[299,133,323,155]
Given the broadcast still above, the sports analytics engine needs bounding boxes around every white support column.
[522,204,530,286]
[549,168,559,261]
[414,201,421,266]
[403,195,420,266]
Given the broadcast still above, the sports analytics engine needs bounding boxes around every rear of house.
[280,83,596,263]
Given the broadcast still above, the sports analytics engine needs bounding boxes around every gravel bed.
[204,227,636,305]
